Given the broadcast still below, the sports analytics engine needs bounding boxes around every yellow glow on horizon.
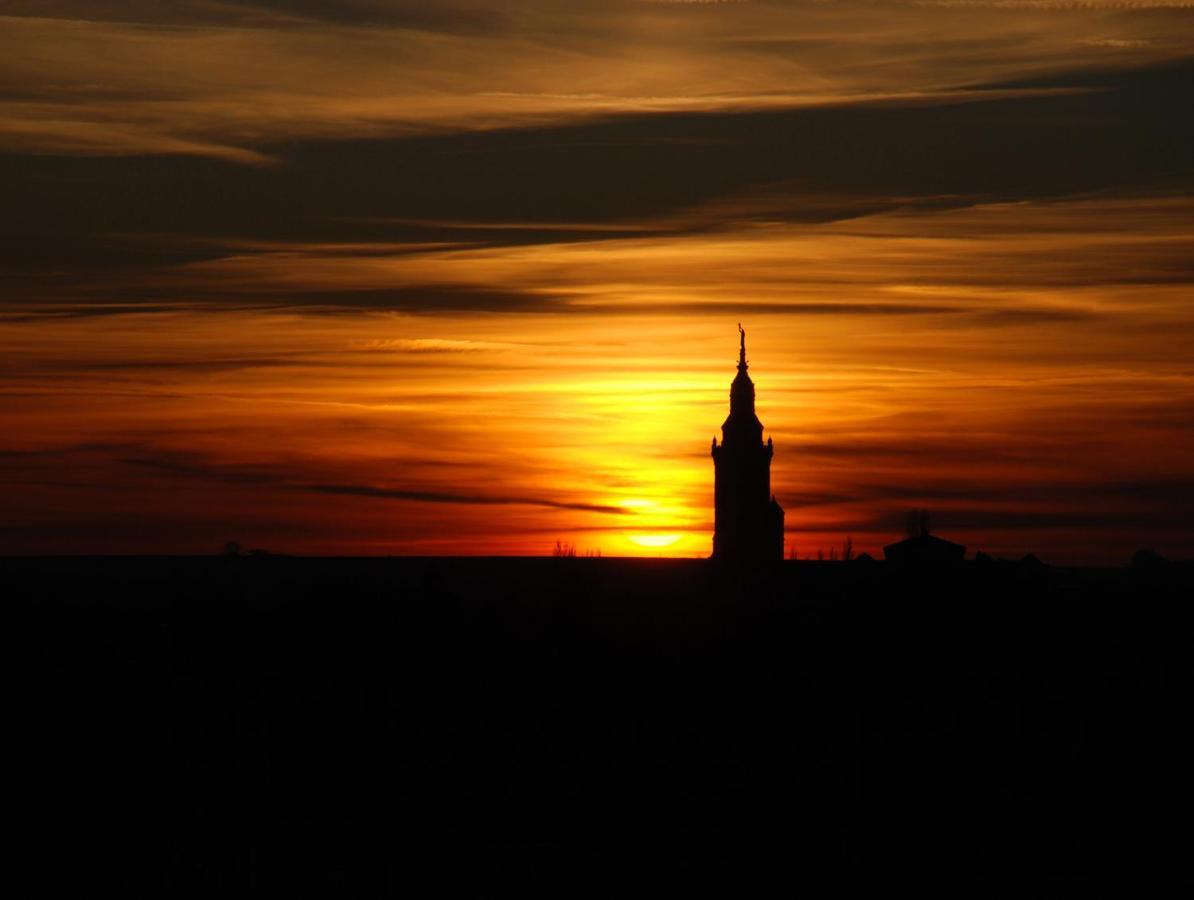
[626,534,683,549]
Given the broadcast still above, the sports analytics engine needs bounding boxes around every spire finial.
[738,323,746,371]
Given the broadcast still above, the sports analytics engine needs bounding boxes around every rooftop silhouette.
[884,509,966,564]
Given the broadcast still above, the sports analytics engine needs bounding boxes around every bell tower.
[711,325,784,561]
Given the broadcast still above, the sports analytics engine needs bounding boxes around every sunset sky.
[3,0,1194,560]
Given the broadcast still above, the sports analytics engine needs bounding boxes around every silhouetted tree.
[843,535,853,561]
[223,541,242,557]
[553,541,577,558]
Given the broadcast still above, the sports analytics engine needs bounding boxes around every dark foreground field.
[5,556,1194,898]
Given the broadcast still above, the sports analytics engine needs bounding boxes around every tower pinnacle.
[726,325,759,434]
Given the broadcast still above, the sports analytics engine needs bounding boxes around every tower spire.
[728,324,757,424]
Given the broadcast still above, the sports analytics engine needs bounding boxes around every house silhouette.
[884,533,966,563]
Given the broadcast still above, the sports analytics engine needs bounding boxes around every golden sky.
[3,1,1193,560]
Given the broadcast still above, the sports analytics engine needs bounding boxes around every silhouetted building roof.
[883,533,966,564]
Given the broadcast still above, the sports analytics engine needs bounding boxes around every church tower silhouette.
[711,325,785,561]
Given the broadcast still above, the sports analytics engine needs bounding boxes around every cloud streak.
[114,452,628,513]
[306,483,627,514]
[2,1,1192,159]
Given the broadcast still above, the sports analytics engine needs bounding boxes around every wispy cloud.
[112,450,628,514]
[2,1,1191,159]
[306,482,627,514]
